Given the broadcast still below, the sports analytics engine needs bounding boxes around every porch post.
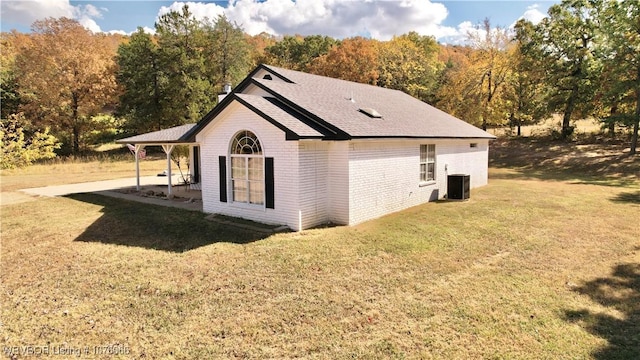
[162,144,175,195]
[135,144,146,191]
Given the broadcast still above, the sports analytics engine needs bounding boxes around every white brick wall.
[347,139,489,225]
[298,141,329,229]
[296,141,353,228]
[327,142,350,225]
[196,101,302,230]
[435,139,489,189]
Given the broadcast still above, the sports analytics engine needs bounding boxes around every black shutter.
[193,146,200,183]
[265,157,274,209]
[219,156,227,202]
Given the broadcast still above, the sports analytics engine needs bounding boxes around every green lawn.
[1,140,639,359]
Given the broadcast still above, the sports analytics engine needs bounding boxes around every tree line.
[1,0,638,168]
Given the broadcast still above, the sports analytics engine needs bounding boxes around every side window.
[420,144,436,182]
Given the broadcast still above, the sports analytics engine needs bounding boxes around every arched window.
[230,130,264,205]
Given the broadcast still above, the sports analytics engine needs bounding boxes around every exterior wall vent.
[359,107,382,118]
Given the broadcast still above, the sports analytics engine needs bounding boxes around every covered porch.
[116,124,201,197]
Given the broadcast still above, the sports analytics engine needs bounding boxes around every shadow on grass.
[563,263,640,359]
[67,193,269,252]
[489,137,639,187]
[610,191,640,205]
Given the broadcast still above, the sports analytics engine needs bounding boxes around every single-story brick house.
[119,64,495,231]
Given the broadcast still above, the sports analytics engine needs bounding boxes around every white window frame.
[420,144,436,183]
[230,130,264,206]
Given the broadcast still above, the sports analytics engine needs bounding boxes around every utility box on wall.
[447,174,470,200]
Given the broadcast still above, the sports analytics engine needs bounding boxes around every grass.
[490,137,639,188]
[1,138,639,359]
[488,116,609,137]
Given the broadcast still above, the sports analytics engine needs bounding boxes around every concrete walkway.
[2,176,202,212]
[19,175,180,197]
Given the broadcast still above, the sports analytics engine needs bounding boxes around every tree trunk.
[73,125,80,155]
[562,88,577,139]
[609,103,617,138]
[72,92,80,154]
[609,121,615,138]
[152,56,161,131]
[631,88,639,155]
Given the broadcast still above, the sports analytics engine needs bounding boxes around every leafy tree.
[595,0,640,154]
[247,32,277,66]
[116,28,166,133]
[155,5,215,125]
[14,18,119,154]
[437,20,512,130]
[308,37,379,84]
[377,32,442,103]
[517,0,601,139]
[262,35,304,69]
[117,7,253,134]
[0,31,30,120]
[504,27,550,136]
[203,15,252,91]
[433,45,473,107]
[263,34,337,71]
[1,114,59,169]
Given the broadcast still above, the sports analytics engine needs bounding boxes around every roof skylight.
[359,107,382,118]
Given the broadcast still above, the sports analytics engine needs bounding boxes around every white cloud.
[0,0,74,26]
[158,0,455,41]
[77,17,101,33]
[141,26,156,35]
[74,4,104,33]
[0,0,106,32]
[81,4,102,19]
[511,4,547,28]
[437,21,478,45]
[158,1,225,22]
[108,29,128,36]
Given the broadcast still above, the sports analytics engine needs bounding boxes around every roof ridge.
[262,64,388,91]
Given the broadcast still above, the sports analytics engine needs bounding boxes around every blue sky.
[1,1,557,43]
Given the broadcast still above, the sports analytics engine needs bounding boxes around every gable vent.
[359,107,382,118]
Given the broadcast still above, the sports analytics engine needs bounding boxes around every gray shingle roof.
[234,94,325,138]
[256,65,494,139]
[117,124,196,144]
